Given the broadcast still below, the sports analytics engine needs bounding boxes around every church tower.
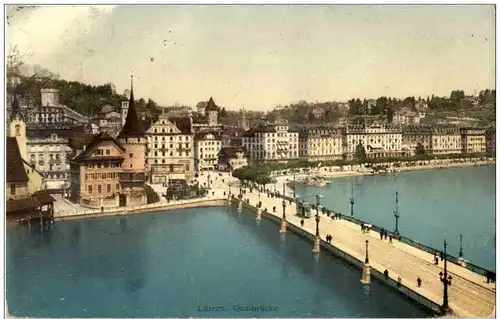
[9,94,27,161]
[117,76,147,206]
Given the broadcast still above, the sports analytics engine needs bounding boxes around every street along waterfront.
[6,206,433,318]
[293,164,495,270]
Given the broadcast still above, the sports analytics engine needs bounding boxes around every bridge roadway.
[222,182,496,318]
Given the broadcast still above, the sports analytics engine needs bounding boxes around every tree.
[354,143,367,162]
[414,142,425,156]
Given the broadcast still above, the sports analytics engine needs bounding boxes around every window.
[15,125,21,136]
[10,184,15,195]
[107,184,111,192]
[116,183,120,190]
[98,185,102,193]
[129,153,133,158]
[88,185,93,194]
[106,149,110,155]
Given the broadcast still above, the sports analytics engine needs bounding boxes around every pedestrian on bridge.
[300,219,304,227]
[384,269,389,280]
[397,276,402,288]
[417,277,422,288]
[380,228,384,240]
[389,236,393,244]
[384,230,388,240]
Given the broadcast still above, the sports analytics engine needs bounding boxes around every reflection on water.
[7,207,433,318]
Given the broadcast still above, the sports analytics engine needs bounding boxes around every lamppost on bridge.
[439,239,453,315]
[312,194,322,253]
[292,169,296,199]
[459,234,463,258]
[280,183,287,233]
[349,182,355,216]
[393,191,400,236]
[361,239,371,284]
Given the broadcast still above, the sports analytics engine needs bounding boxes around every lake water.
[6,206,433,318]
[294,165,496,270]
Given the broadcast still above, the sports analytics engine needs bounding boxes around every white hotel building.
[241,121,299,163]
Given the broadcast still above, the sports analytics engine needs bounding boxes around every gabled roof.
[72,132,125,162]
[32,190,56,205]
[205,97,219,112]
[118,77,146,138]
[168,117,192,134]
[6,137,29,183]
[6,197,41,213]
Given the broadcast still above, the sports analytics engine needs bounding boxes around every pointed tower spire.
[118,75,145,138]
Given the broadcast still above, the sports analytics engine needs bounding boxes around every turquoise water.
[6,207,433,318]
[294,165,496,270]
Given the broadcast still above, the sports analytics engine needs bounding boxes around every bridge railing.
[275,192,494,277]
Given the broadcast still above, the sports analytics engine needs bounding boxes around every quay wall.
[233,199,443,316]
[54,198,228,222]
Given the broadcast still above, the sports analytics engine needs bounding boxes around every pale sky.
[6,5,495,111]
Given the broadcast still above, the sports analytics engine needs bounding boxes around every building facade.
[146,114,195,184]
[344,123,404,159]
[431,126,462,154]
[402,125,434,155]
[298,126,343,161]
[485,128,496,155]
[460,128,486,154]
[218,146,249,171]
[242,121,299,163]
[194,132,222,172]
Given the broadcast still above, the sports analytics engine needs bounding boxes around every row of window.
[85,172,120,180]
[151,143,190,149]
[150,151,191,157]
[88,183,119,194]
[150,135,190,141]
[87,163,122,169]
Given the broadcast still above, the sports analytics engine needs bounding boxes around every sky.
[6,5,496,111]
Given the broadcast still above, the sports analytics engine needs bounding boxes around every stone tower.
[117,76,147,207]
[205,97,219,126]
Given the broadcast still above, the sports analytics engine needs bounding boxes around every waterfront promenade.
[225,182,496,317]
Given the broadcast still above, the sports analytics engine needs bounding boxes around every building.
[163,105,193,117]
[90,102,122,137]
[431,126,462,155]
[218,146,249,171]
[298,125,344,161]
[25,124,85,189]
[344,122,404,159]
[146,113,195,184]
[460,128,486,154]
[6,137,54,223]
[194,132,222,172]
[241,121,299,163]
[192,97,222,133]
[485,128,496,155]
[8,87,88,125]
[70,132,127,208]
[402,125,434,155]
[69,77,148,208]
[392,108,422,125]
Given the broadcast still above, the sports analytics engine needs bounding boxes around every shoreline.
[284,159,494,185]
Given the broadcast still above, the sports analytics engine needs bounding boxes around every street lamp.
[280,183,287,233]
[459,234,463,258]
[393,191,400,235]
[315,194,322,237]
[349,182,355,216]
[293,169,296,199]
[439,239,453,315]
[365,240,369,264]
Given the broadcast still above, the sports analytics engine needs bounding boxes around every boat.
[303,175,328,187]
